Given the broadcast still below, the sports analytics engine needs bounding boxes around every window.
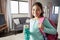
[19,2,29,13]
[55,6,59,14]
[10,1,29,14]
[52,6,54,14]
[10,1,18,14]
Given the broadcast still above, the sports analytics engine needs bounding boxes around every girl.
[24,2,57,40]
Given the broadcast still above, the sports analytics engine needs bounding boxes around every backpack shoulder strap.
[39,17,45,24]
[39,17,47,40]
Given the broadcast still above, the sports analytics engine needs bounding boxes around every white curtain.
[6,0,12,31]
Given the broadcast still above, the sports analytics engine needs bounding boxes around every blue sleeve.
[43,18,57,35]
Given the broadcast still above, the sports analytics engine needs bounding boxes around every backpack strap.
[39,17,45,24]
[39,17,47,40]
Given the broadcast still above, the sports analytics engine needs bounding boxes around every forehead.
[32,5,40,9]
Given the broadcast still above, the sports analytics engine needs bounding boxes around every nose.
[34,10,37,14]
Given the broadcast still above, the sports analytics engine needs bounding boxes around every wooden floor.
[0,33,23,40]
[0,31,60,40]
[0,30,23,37]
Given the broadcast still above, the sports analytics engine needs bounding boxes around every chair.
[0,14,8,32]
[12,17,30,34]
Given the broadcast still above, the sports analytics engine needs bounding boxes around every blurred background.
[0,0,60,40]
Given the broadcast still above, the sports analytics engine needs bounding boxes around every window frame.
[10,0,29,14]
[19,1,29,14]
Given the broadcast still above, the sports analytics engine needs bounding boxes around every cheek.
[37,11,41,15]
[39,10,42,15]
[32,12,33,15]
[32,11,34,15]
[32,11,35,15]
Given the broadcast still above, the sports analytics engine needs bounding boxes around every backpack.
[39,17,58,40]
[46,19,58,40]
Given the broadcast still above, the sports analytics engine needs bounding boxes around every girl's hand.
[24,24,29,29]
[38,24,44,30]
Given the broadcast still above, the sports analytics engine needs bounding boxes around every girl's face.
[32,5,42,18]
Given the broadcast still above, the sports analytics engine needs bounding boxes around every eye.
[32,9,35,11]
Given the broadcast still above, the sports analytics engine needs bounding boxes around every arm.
[43,18,57,35]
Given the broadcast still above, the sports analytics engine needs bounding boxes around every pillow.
[26,19,30,23]
[13,19,20,25]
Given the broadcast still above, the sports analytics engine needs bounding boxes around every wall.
[57,7,60,39]
[0,0,6,14]
[19,0,28,1]
[12,13,29,18]
[52,0,60,6]
[36,0,53,6]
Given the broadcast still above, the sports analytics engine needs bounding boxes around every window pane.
[55,6,59,14]
[19,2,29,13]
[52,6,54,14]
[10,1,18,14]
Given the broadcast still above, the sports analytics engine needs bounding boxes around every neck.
[34,17,40,20]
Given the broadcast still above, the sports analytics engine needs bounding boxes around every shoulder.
[43,18,51,27]
[43,17,49,23]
